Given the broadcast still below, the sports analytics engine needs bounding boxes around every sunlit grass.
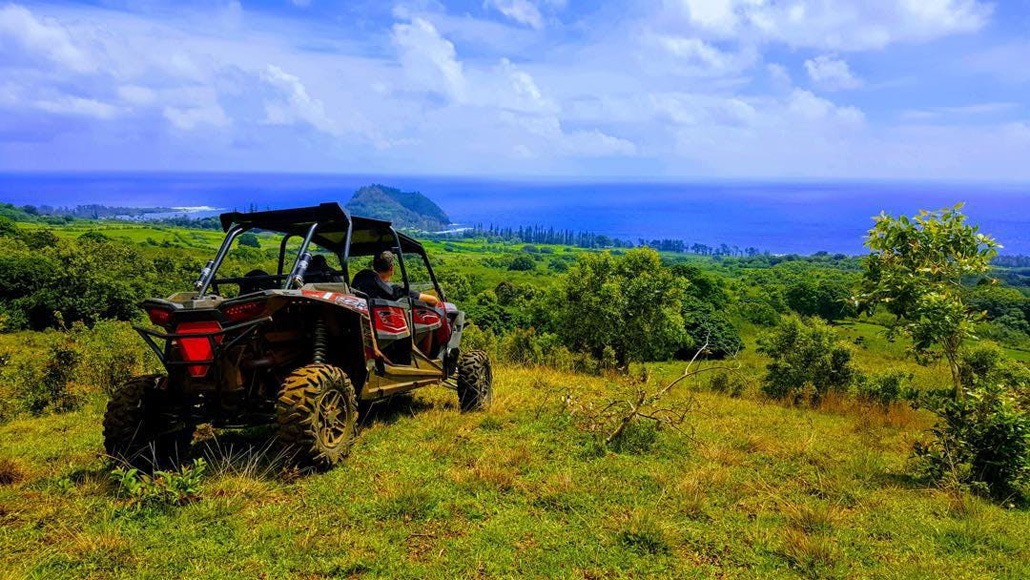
[1,365,1027,577]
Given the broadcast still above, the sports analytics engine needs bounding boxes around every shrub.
[548,258,569,272]
[735,298,781,326]
[499,327,543,366]
[959,343,1004,388]
[709,371,746,397]
[237,233,260,248]
[680,300,743,359]
[758,316,858,404]
[72,321,157,395]
[460,323,498,356]
[18,339,80,414]
[913,382,1029,502]
[110,458,207,508]
[959,343,1030,410]
[785,278,855,322]
[508,255,536,271]
[435,270,475,302]
[857,370,916,408]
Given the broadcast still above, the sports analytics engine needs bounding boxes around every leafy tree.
[913,381,1029,502]
[508,254,536,271]
[785,277,854,322]
[77,231,111,243]
[733,288,782,326]
[671,263,730,309]
[555,249,687,366]
[0,216,17,237]
[0,237,160,329]
[435,270,475,302]
[758,315,858,404]
[967,284,1030,336]
[679,298,743,359]
[548,258,569,273]
[238,233,261,248]
[20,228,59,250]
[856,205,999,397]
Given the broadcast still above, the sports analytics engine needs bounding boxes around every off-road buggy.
[103,202,492,468]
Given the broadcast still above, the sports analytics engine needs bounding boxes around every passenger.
[352,250,441,306]
[306,254,341,283]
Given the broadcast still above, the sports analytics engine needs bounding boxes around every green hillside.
[0,214,1028,577]
[345,184,452,231]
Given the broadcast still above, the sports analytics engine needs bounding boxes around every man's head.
[372,250,396,278]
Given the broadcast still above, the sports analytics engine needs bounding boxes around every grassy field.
[2,219,1028,577]
[46,222,228,250]
[2,364,1028,578]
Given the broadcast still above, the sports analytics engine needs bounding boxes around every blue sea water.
[1,172,1028,255]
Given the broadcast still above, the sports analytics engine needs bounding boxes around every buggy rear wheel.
[457,350,493,412]
[277,364,359,468]
[103,375,194,469]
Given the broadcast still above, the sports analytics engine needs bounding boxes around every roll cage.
[194,202,446,301]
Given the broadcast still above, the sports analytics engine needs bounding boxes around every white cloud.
[392,17,466,103]
[805,54,863,90]
[787,89,864,125]
[900,102,1020,121]
[500,110,636,157]
[679,0,744,36]
[490,58,556,113]
[117,85,157,107]
[665,0,992,51]
[260,65,339,136]
[36,96,119,119]
[646,32,759,79]
[658,37,735,72]
[486,0,544,30]
[1,1,1026,179]
[0,4,94,72]
[163,104,230,131]
[561,129,637,157]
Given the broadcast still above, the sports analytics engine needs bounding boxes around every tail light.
[374,307,409,335]
[413,309,441,326]
[222,300,265,323]
[175,321,223,378]
[146,306,174,328]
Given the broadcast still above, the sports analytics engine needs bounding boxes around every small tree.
[758,315,857,405]
[508,254,536,271]
[238,233,261,248]
[555,249,687,367]
[679,298,743,359]
[856,205,999,398]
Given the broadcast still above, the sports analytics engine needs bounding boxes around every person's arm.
[407,288,440,306]
[418,292,441,306]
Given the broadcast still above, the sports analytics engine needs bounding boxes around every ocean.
[1,172,1028,255]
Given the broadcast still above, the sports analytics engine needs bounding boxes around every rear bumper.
[134,316,272,372]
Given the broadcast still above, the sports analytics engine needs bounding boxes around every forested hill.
[344,184,451,231]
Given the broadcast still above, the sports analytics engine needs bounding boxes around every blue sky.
[1,0,1029,179]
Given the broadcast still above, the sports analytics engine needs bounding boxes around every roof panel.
[218,202,423,254]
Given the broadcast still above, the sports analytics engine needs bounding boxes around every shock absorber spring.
[313,319,328,364]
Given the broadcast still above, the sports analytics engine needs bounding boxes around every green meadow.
[0,218,1028,578]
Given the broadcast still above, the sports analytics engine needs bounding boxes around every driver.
[351,250,441,307]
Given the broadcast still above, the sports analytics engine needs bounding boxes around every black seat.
[306,255,341,283]
[239,269,275,295]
